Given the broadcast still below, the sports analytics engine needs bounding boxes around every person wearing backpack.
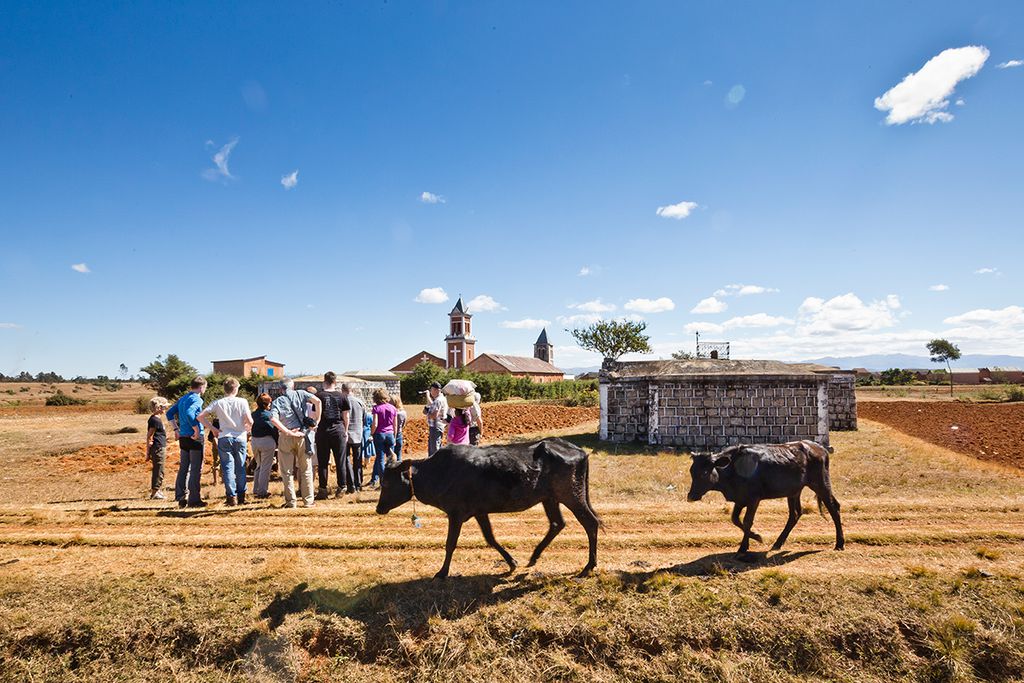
[269,378,321,508]
[315,371,352,499]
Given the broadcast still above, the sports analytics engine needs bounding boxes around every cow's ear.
[713,455,732,470]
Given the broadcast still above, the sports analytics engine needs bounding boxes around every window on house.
[267,368,274,377]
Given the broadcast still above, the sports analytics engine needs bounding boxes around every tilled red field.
[859,400,1024,468]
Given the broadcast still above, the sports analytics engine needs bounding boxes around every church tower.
[445,297,476,369]
[534,328,554,365]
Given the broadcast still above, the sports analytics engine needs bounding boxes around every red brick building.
[211,356,285,378]
[464,352,565,382]
[444,297,476,369]
[389,351,447,375]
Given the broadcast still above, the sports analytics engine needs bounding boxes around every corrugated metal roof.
[474,354,563,375]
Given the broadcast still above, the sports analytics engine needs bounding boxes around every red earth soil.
[859,401,1024,469]
[59,403,599,474]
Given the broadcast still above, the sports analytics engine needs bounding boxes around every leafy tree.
[118,363,129,380]
[401,361,448,403]
[568,319,652,362]
[671,350,694,360]
[879,368,914,385]
[140,354,199,399]
[927,339,962,396]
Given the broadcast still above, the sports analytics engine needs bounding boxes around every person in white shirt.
[199,377,254,506]
[425,381,449,457]
[468,392,484,445]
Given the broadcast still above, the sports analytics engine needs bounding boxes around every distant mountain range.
[802,354,1024,372]
[561,354,1024,376]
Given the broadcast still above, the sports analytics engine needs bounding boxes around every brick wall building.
[599,358,842,450]
[211,355,285,378]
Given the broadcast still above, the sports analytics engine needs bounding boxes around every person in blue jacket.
[361,410,375,481]
[166,375,208,508]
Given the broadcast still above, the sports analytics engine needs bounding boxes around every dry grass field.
[1,404,1023,682]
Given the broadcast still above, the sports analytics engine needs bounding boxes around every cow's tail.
[582,455,605,531]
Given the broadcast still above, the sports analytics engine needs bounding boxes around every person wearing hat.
[425,381,449,457]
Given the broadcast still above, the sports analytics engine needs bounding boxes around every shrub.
[45,390,89,407]
[1006,386,1024,402]
[399,362,599,404]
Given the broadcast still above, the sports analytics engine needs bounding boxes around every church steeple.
[445,295,475,369]
[534,328,554,365]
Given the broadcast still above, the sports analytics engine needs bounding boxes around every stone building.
[260,371,400,408]
[599,358,857,451]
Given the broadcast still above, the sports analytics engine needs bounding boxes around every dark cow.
[376,438,601,578]
[687,440,844,559]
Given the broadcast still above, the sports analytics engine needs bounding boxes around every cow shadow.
[631,549,822,579]
[259,574,541,658]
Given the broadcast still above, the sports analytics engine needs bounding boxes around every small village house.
[211,355,285,378]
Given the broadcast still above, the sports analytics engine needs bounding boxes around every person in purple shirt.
[368,388,397,489]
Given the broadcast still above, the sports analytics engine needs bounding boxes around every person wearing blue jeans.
[166,375,208,508]
[199,377,254,506]
[369,389,398,488]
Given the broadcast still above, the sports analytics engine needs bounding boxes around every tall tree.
[926,339,961,397]
[569,319,652,362]
[140,354,199,398]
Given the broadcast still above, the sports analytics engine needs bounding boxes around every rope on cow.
[409,468,421,528]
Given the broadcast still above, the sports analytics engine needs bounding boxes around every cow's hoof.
[750,532,764,544]
[736,552,758,564]
[433,570,449,580]
[834,544,845,551]
[575,565,595,578]
[770,543,784,552]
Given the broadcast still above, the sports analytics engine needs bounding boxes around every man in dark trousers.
[341,383,366,494]
[315,372,352,499]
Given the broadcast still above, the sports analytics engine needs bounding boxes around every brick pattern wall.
[604,378,828,450]
[827,374,857,431]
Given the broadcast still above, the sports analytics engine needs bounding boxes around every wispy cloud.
[0,323,22,329]
[721,313,793,329]
[703,80,713,86]
[874,46,989,125]
[570,299,616,313]
[557,313,601,327]
[501,318,550,330]
[281,170,298,189]
[414,287,449,304]
[974,267,999,275]
[656,200,699,220]
[997,59,1023,69]
[420,191,446,204]
[929,284,950,291]
[690,296,727,314]
[725,84,746,107]
[467,294,505,312]
[578,266,591,277]
[624,297,675,313]
[202,138,239,181]
[71,263,90,274]
[713,284,779,297]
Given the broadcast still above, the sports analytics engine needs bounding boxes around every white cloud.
[690,296,727,314]
[420,191,446,204]
[656,200,699,220]
[202,138,239,181]
[71,263,90,274]
[0,323,22,329]
[570,299,616,313]
[726,84,746,106]
[713,283,779,298]
[929,284,950,291]
[414,287,449,304]
[558,313,602,327]
[997,60,1023,69]
[796,293,901,335]
[944,305,1024,328]
[955,98,966,106]
[281,170,298,189]
[624,297,675,313]
[501,318,550,330]
[684,321,724,334]
[703,80,713,86]
[467,294,504,312]
[874,46,989,125]
[974,267,999,275]
[578,266,591,277]
[722,313,794,329]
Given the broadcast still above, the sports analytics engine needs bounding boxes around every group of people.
[144,374,483,508]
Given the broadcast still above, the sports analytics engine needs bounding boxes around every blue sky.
[2,1,1023,376]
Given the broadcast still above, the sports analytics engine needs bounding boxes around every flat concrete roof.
[604,358,828,381]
